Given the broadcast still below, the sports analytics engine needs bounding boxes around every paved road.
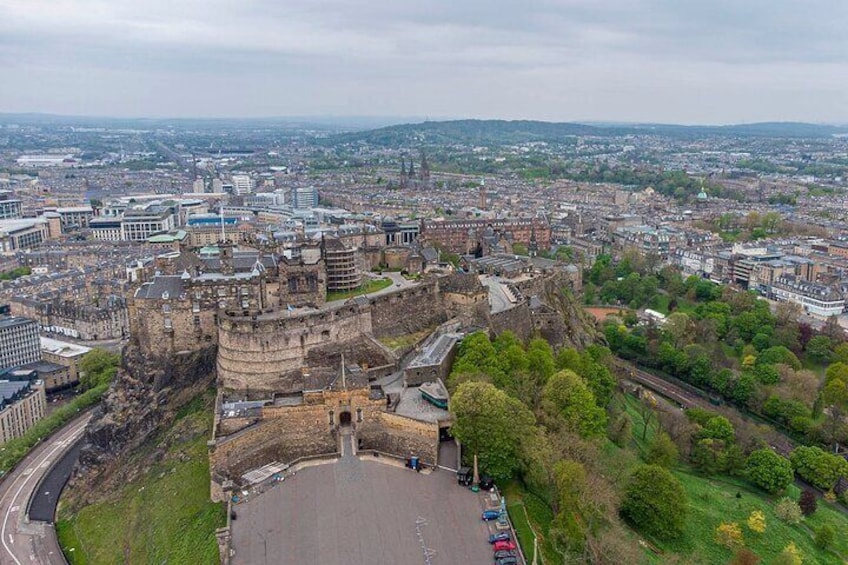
[0,413,92,565]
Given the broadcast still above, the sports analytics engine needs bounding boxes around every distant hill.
[327,119,848,146]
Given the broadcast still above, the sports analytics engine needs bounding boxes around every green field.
[326,277,393,301]
[56,393,225,564]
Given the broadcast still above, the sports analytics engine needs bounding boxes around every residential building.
[771,274,844,318]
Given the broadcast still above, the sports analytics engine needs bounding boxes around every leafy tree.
[774,498,802,525]
[805,335,833,363]
[450,381,536,481]
[715,521,744,549]
[798,489,817,517]
[542,370,608,438]
[526,337,556,386]
[79,349,121,390]
[790,446,848,490]
[646,432,678,468]
[746,510,766,534]
[745,449,793,494]
[608,412,632,447]
[697,415,735,443]
[832,342,848,364]
[756,346,801,370]
[620,464,688,540]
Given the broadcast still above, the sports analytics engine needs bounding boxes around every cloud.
[0,0,846,122]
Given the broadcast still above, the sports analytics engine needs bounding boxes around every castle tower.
[219,240,234,276]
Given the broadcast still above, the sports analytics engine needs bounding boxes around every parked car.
[495,557,518,565]
[493,540,517,552]
[489,532,511,543]
[482,509,501,521]
[494,549,517,559]
[479,475,495,490]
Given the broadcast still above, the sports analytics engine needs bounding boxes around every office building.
[0,316,41,371]
[291,186,319,209]
[232,174,255,196]
[0,378,47,444]
[0,191,22,220]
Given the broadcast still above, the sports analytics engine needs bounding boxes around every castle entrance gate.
[339,411,352,426]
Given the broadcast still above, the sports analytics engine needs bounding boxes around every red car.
[493,540,517,552]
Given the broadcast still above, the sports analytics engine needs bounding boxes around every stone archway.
[339,411,352,426]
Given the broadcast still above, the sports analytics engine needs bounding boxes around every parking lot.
[230,453,495,564]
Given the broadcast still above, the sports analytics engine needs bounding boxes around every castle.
[128,233,582,500]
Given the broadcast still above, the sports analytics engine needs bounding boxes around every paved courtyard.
[230,450,494,565]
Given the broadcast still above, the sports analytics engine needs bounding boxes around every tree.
[805,335,833,363]
[620,464,687,540]
[542,370,608,438]
[664,312,694,349]
[450,381,536,481]
[79,349,121,390]
[746,510,766,534]
[745,449,793,494]
[798,489,817,516]
[715,521,744,549]
[774,498,802,525]
[790,446,848,490]
[646,432,678,468]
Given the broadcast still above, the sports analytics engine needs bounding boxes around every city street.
[0,412,92,565]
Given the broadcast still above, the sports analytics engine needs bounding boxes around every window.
[328,410,334,426]
[164,317,172,329]
[356,408,363,423]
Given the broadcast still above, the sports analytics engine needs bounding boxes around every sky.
[1,0,846,124]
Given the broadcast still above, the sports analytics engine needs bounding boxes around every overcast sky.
[1,0,846,124]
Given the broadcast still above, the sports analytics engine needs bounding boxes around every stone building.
[420,218,551,255]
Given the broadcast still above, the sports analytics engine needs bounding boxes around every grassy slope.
[56,392,225,564]
[620,394,848,564]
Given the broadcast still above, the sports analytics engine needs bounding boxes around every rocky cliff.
[67,340,217,507]
[537,276,598,349]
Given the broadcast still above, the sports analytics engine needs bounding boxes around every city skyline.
[1,1,847,124]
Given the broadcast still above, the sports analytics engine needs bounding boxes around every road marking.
[0,416,90,565]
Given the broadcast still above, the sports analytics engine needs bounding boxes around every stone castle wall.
[211,403,338,480]
[356,412,440,466]
[217,304,373,392]
[368,282,448,339]
[490,301,534,342]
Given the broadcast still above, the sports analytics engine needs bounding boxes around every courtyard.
[230,448,495,565]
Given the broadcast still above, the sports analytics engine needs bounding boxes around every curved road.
[0,412,92,565]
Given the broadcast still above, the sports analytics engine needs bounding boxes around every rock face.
[70,340,216,505]
[536,276,598,349]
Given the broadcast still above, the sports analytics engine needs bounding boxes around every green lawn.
[377,327,434,351]
[326,277,393,301]
[648,294,698,316]
[56,394,225,564]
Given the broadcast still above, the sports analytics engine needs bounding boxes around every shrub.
[715,521,744,549]
[798,489,817,516]
[815,524,834,550]
[774,498,802,525]
[730,548,760,565]
[746,510,766,534]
